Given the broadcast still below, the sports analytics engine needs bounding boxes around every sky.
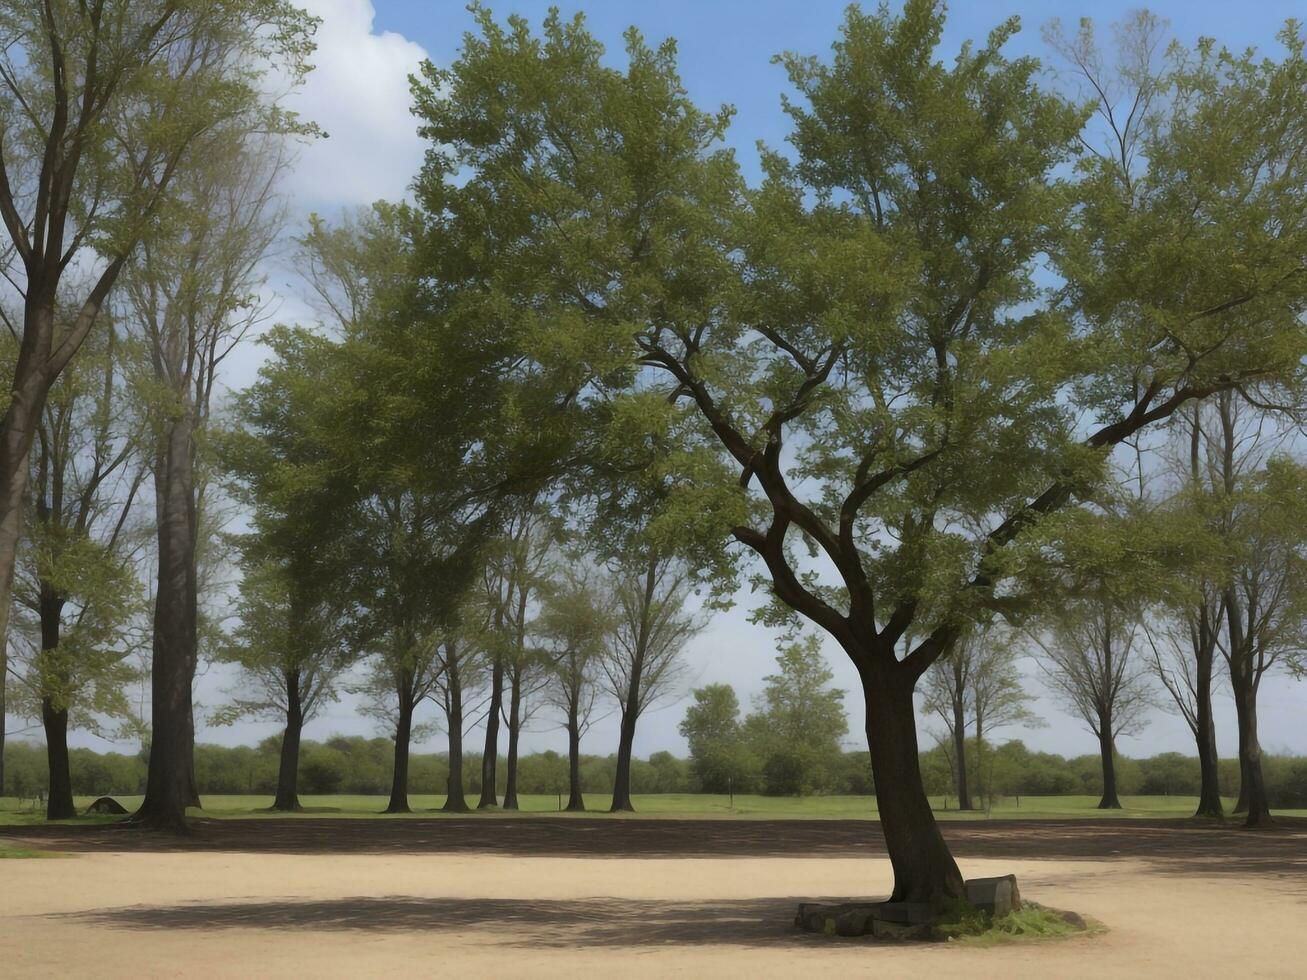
[37,0,1307,768]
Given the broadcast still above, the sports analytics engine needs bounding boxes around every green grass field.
[2,792,1303,826]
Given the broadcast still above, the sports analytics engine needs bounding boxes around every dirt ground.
[2,818,1305,978]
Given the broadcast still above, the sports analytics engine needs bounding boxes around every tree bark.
[1096,714,1122,809]
[609,705,638,812]
[41,698,75,820]
[132,412,200,832]
[443,655,469,813]
[950,665,971,810]
[385,698,414,814]
[272,670,305,812]
[1193,638,1223,819]
[503,663,522,810]
[860,660,964,903]
[565,698,585,812]
[1232,678,1273,827]
[477,654,503,808]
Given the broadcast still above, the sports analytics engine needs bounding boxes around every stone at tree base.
[85,796,129,815]
[963,874,1022,916]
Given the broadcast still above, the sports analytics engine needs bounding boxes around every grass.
[938,902,1104,946]
[1,792,1303,826]
[0,841,63,858]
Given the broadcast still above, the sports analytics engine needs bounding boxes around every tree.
[410,4,1307,902]
[746,636,849,797]
[121,129,288,829]
[921,635,977,810]
[679,683,757,795]
[432,629,487,813]
[8,323,147,819]
[600,554,702,811]
[476,504,553,809]
[969,631,1041,803]
[1036,597,1153,809]
[0,0,318,795]
[212,560,350,812]
[538,568,608,812]
[1146,406,1230,818]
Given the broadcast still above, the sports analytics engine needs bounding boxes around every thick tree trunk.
[1232,680,1273,827]
[37,589,76,820]
[385,699,414,814]
[272,672,305,812]
[861,661,964,903]
[951,681,971,810]
[609,706,637,812]
[184,702,201,809]
[503,664,522,810]
[42,698,75,820]
[1096,716,1122,809]
[1193,641,1223,819]
[477,655,503,808]
[565,700,585,812]
[133,413,199,832]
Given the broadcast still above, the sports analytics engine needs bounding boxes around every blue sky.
[48,1,1307,770]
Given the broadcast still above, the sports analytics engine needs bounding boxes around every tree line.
[1,0,1305,908]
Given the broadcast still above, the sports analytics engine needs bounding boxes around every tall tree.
[411,4,1307,902]
[9,322,147,818]
[0,2,318,794]
[121,131,287,830]
[600,554,701,811]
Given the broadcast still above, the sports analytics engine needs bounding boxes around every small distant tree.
[1036,597,1153,809]
[212,560,351,812]
[538,568,609,811]
[679,683,758,795]
[431,629,488,813]
[746,636,849,797]
[600,554,703,812]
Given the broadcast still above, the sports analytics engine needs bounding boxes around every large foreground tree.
[413,4,1307,901]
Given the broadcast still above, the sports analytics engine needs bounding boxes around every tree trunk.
[444,701,469,813]
[565,698,585,812]
[477,654,503,808]
[951,674,971,810]
[1096,714,1122,809]
[272,671,304,812]
[1232,679,1273,827]
[609,705,637,812]
[42,698,75,820]
[861,660,964,903]
[1193,639,1223,819]
[385,698,414,814]
[0,361,49,804]
[133,412,200,832]
[503,663,522,810]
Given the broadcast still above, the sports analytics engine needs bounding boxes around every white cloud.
[282,0,429,211]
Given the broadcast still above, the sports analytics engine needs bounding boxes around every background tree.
[600,554,701,812]
[431,629,487,813]
[538,568,608,811]
[744,636,849,797]
[0,1,318,794]
[679,683,758,795]
[921,634,978,810]
[1036,595,1153,809]
[9,323,147,818]
[969,630,1041,803]
[211,559,350,812]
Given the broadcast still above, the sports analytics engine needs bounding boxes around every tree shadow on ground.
[72,896,862,949]
[7,816,1306,881]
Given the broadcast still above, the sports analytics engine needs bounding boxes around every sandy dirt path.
[2,848,1304,978]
